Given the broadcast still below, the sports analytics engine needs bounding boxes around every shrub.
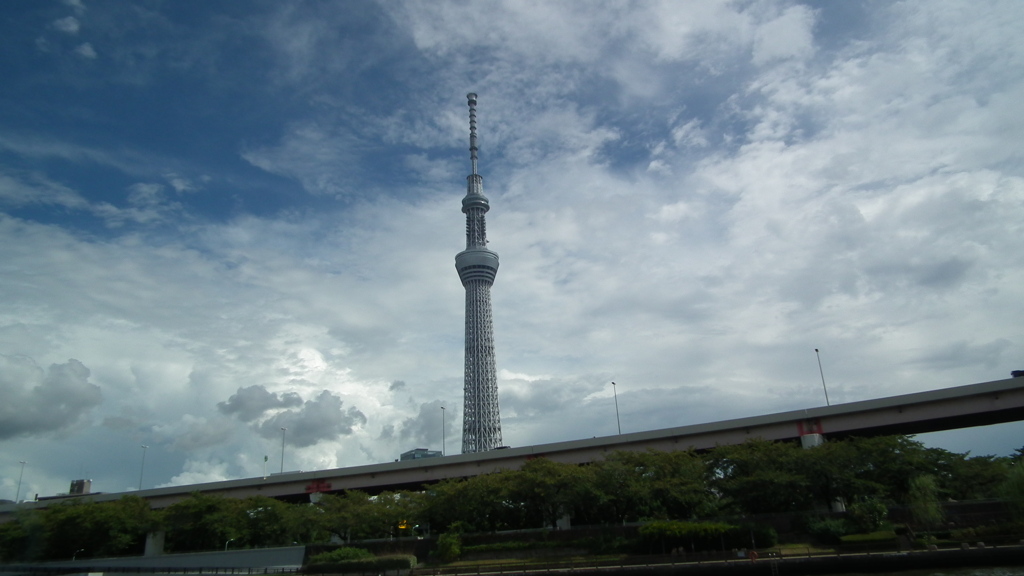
[463,541,540,553]
[308,546,374,564]
[637,521,774,553]
[806,517,848,544]
[303,555,416,574]
[847,499,888,533]
[840,530,897,544]
[436,532,462,563]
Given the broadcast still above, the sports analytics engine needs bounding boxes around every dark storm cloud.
[908,339,1013,371]
[398,400,449,446]
[102,416,140,430]
[0,355,101,439]
[217,384,303,422]
[256,390,367,447]
[389,380,406,391]
[170,417,235,451]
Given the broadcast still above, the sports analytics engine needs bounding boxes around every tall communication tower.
[455,93,502,453]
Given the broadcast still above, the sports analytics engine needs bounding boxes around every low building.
[400,448,441,461]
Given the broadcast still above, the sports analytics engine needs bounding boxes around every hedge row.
[303,554,417,574]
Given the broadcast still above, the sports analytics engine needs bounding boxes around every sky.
[1,0,1023,501]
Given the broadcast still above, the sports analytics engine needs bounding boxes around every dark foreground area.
[412,547,1024,576]
[2,544,1023,576]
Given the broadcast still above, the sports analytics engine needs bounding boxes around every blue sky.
[2,0,1023,499]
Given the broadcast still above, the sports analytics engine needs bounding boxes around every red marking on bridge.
[305,479,332,493]
[797,418,824,435]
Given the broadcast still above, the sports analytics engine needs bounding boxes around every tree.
[801,438,887,510]
[162,493,244,553]
[583,453,650,524]
[423,472,518,533]
[592,450,716,522]
[0,510,43,562]
[508,458,590,529]
[237,496,292,548]
[38,496,157,560]
[286,501,332,545]
[1000,462,1024,519]
[318,491,375,542]
[365,491,423,539]
[840,436,941,504]
[705,439,812,514]
[907,475,944,530]
[943,454,1010,500]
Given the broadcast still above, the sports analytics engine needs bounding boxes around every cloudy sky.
[2,0,1023,500]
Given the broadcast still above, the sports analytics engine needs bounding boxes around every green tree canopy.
[162,493,244,553]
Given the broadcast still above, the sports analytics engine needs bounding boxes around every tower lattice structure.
[455,93,502,453]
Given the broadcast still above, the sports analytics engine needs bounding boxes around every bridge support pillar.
[145,530,165,556]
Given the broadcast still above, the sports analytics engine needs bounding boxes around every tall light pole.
[611,382,621,435]
[15,461,26,503]
[815,348,831,406]
[279,427,287,474]
[440,406,446,456]
[138,445,148,490]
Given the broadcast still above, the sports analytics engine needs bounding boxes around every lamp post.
[815,348,831,407]
[612,382,621,435]
[225,538,235,551]
[138,445,148,490]
[279,427,287,474]
[440,406,446,456]
[15,461,26,503]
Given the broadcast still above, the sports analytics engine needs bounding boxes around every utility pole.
[612,382,621,435]
[138,445,148,490]
[815,348,831,406]
[280,427,287,474]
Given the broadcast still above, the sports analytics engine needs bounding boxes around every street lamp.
[280,427,287,474]
[815,348,831,407]
[138,445,148,490]
[15,461,26,503]
[441,406,446,456]
[225,538,235,551]
[612,382,621,435]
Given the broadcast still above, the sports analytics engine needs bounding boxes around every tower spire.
[468,92,479,176]
[455,93,502,453]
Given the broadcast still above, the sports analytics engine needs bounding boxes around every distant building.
[400,448,442,461]
[69,479,92,495]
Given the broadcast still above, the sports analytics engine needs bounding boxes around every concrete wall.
[3,545,306,575]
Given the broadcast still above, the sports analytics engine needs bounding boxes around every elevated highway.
[4,376,1023,513]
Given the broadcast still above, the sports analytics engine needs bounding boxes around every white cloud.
[52,17,80,35]
[64,0,86,16]
[74,42,96,59]
[161,459,231,488]
[751,5,816,66]
[242,124,363,197]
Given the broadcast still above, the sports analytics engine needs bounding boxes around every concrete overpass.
[4,376,1023,514]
